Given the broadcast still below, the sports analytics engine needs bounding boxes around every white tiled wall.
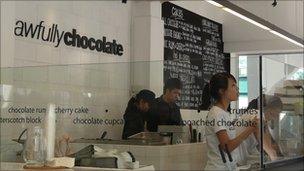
[0,1,134,162]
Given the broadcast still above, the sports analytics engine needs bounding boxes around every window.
[238,56,248,108]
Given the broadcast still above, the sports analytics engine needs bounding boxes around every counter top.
[0,162,155,171]
[69,142,206,170]
[71,138,204,146]
[71,139,167,146]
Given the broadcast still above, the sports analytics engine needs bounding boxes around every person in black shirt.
[122,89,155,139]
[147,78,183,132]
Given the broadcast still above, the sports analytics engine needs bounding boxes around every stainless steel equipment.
[158,125,190,144]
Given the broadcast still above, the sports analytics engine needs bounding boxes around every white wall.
[0,1,133,161]
[247,56,260,102]
[1,1,131,67]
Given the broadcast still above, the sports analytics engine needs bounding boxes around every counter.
[70,141,207,170]
[0,162,155,171]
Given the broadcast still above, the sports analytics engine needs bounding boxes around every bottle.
[198,132,201,142]
[45,104,56,161]
[23,126,45,166]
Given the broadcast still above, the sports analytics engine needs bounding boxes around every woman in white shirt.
[204,73,258,170]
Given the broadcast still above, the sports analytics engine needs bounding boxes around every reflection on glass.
[262,53,304,164]
[0,61,164,162]
[279,111,303,157]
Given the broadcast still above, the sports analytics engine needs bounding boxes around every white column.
[130,1,164,96]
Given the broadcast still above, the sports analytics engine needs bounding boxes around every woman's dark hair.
[164,78,182,92]
[209,72,237,101]
[247,94,283,111]
[135,89,155,104]
[127,89,156,107]
[200,73,236,110]
[200,83,211,110]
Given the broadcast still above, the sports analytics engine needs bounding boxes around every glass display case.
[0,61,163,162]
[0,61,207,170]
[1,55,303,170]
[260,53,303,168]
[235,53,303,169]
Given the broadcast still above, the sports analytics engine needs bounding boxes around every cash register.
[157,125,191,144]
[127,125,191,145]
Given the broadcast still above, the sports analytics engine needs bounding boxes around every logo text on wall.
[14,20,124,56]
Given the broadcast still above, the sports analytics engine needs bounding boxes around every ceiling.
[172,0,303,53]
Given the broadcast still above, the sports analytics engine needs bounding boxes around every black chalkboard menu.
[162,2,229,110]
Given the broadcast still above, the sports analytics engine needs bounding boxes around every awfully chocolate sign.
[14,20,124,56]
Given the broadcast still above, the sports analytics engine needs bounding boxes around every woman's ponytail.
[200,83,212,110]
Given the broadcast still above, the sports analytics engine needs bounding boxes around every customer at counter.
[205,73,258,170]
[147,78,183,132]
[236,94,283,162]
[122,89,155,139]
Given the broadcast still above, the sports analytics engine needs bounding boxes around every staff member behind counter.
[204,73,258,170]
[122,90,156,140]
[147,78,184,132]
[204,74,284,170]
